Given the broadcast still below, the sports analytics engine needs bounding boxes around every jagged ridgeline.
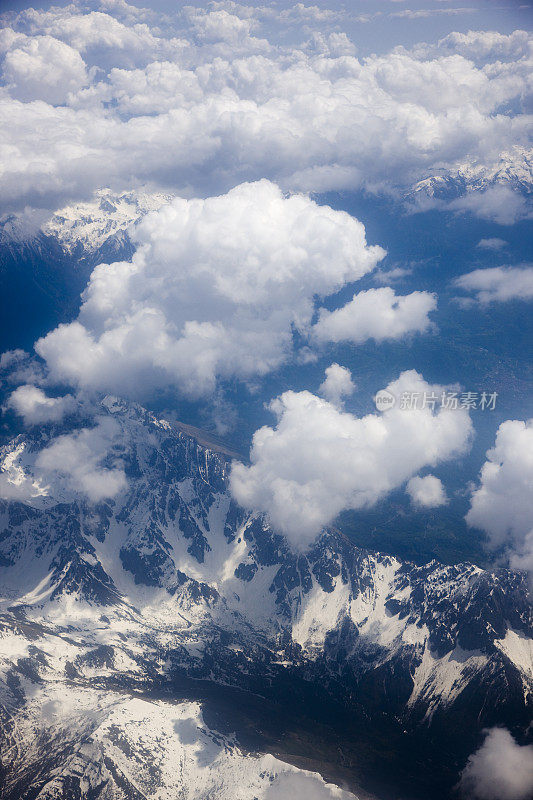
[0,398,531,800]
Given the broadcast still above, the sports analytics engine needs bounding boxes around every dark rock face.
[0,399,531,800]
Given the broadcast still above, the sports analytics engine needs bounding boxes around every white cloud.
[35,418,127,503]
[455,266,533,303]
[460,728,533,800]
[1,33,89,104]
[305,31,356,57]
[406,474,447,508]
[312,288,436,344]
[265,771,354,800]
[466,420,533,570]
[373,266,413,284]
[510,529,533,581]
[0,5,531,210]
[390,8,477,20]
[231,370,473,548]
[35,181,385,398]
[277,4,343,24]
[0,348,27,371]
[186,8,256,45]
[476,238,507,250]
[434,29,531,63]
[318,363,355,408]
[6,385,77,425]
[448,186,531,226]
[15,9,163,63]
[0,416,127,505]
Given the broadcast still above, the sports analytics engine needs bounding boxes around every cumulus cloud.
[6,385,77,425]
[318,363,355,408]
[276,4,343,25]
[455,266,533,303]
[0,416,127,505]
[460,728,533,800]
[466,420,533,573]
[1,33,89,104]
[13,9,165,66]
[433,29,531,63]
[510,529,533,581]
[305,31,356,58]
[35,181,385,398]
[406,474,447,508]
[467,419,533,549]
[186,8,256,45]
[231,370,473,548]
[312,288,436,344]
[0,4,530,210]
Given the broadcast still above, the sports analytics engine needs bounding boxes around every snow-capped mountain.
[42,189,174,256]
[0,398,531,799]
[0,682,357,800]
[408,146,533,201]
[0,189,172,258]
[2,148,531,265]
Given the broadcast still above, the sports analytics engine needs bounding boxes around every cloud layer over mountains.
[0,1,531,212]
[0,1,531,570]
[0,9,531,800]
[34,180,438,397]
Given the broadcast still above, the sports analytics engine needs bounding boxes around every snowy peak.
[0,188,174,260]
[410,146,533,200]
[42,188,174,254]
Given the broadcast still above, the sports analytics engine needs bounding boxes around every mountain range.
[0,397,531,799]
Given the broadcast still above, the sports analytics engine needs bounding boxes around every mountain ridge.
[0,397,531,798]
